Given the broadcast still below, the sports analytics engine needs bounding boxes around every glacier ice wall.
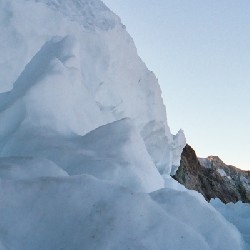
[0,0,185,176]
[0,0,246,249]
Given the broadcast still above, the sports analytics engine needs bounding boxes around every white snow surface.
[0,175,239,250]
[0,0,246,249]
[211,199,250,249]
[199,157,212,168]
[217,168,227,177]
[151,189,244,250]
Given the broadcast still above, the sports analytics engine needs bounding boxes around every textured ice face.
[32,0,120,30]
[0,0,120,91]
[0,0,185,175]
[0,1,246,249]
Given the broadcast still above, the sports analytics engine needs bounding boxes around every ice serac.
[0,0,245,249]
[0,0,185,175]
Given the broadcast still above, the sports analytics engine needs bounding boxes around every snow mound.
[212,199,250,249]
[151,189,244,250]
[0,175,224,250]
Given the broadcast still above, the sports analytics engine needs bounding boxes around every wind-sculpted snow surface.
[0,0,246,249]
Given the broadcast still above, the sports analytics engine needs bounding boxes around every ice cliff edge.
[0,0,185,176]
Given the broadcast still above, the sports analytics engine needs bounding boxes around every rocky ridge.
[173,144,250,204]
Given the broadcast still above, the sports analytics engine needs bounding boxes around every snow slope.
[151,189,244,250]
[0,175,244,250]
[212,199,250,249]
[0,0,246,249]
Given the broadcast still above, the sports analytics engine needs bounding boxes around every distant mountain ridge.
[173,144,250,204]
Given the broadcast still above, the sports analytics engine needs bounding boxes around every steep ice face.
[0,0,185,175]
[0,0,120,91]
[0,36,108,136]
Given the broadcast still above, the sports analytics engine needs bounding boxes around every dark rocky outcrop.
[172,144,250,204]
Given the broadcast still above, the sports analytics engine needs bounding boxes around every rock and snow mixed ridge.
[174,145,250,204]
[174,145,250,248]
[0,0,247,249]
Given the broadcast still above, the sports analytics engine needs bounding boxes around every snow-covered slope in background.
[0,0,246,249]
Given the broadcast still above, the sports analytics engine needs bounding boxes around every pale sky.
[102,0,250,170]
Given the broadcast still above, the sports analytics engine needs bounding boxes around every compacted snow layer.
[0,0,247,249]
